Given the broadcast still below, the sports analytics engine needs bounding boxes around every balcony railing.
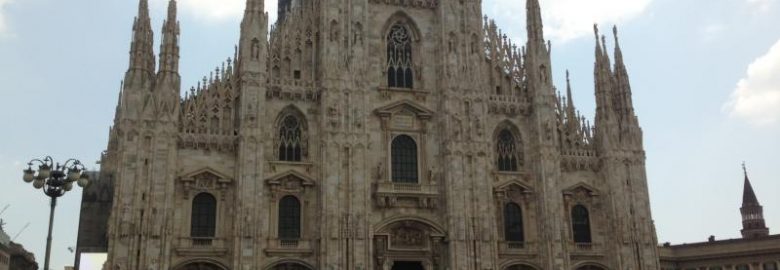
[375,182,438,195]
[575,242,593,250]
[507,241,525,249]
[174,237,228,257]
[280,239,299,248]
[191,237,213,246]
[498,241,536,256]
[265,239,314,255]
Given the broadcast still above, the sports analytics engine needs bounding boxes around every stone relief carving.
[390,225,426,248]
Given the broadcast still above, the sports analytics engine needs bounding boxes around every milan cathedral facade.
[100,0,661,269]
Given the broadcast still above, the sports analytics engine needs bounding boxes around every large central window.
[391,135,418,183]
[387,23,414,89]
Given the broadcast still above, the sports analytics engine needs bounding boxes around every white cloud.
[151,0,277,23]
[700,23,725,42]
[746,0,775,12]
[0,0,13,36]
[725,39,780,126]
[487,0,652,42]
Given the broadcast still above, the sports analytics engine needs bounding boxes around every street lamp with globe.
[22,156,90,270]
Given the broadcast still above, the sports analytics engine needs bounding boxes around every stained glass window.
[279,115,303,161]
[497,129,521,171]
[387,23,414,89]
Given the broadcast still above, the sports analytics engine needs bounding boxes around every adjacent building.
[74,171,113,270]
[659,166,780,270]
[1,221,10,270]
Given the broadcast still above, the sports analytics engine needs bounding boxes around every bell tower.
[740,163,769,239]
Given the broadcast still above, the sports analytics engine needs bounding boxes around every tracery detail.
[497,129,521,171]
[387,24,414,89]
[277,115,305,162]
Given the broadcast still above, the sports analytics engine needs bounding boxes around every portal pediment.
[265,170,316,187]
[374,100,434,120]
[563,182,600,197]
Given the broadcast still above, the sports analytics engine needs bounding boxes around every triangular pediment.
[374,100,434,119]
[265,170,316,186]
[180,167,232,183]
[494,180,533,193]
[563,182,600,197]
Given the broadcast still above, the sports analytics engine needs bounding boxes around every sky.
[0,0,778,269]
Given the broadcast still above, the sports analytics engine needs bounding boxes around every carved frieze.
[391,225,426,248]
[488,95,531,117]
[265,85,321,103]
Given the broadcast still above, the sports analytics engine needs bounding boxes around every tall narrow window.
[279,196,301,239]
[387,23,414,89]
[497,129,520,171]
[278,115,303,161]
[191,193,217,237]
[391,135,418,183]
[504,202,524,242]
[572,205,592,243]
[765,262,778,270]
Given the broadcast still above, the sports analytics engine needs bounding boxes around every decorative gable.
[265,170,316,194]
[179,168,233,192]
[563,182,600,198]
[374,100,434,120]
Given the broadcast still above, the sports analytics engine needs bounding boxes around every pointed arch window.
[391,135,418,183]
[571,204,592,243]
[191,193,217,237]
[387,23,414,89]
[279,196,301,239]
[504,202,524,242]
[278,115,304,162]
[497,129,521,171]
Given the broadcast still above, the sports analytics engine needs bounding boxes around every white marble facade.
[101,0,661,269]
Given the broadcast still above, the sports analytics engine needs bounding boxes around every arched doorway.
[268,262,313,270]
[505,264,537,270]
[174,261,227,270]
[373,219,447,270]
[392,261,424,270]
[576,265,607,270]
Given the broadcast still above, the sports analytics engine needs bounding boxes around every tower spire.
[238,0,268,74]
[525,0,546,51]
[740,162,769,239]
[159,0,180,74]
[128,0,155,73]
[612,26,635,117]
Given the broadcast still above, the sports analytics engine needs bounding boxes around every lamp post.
[22,156,90,270]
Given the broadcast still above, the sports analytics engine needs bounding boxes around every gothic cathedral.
[100,0,660,269]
